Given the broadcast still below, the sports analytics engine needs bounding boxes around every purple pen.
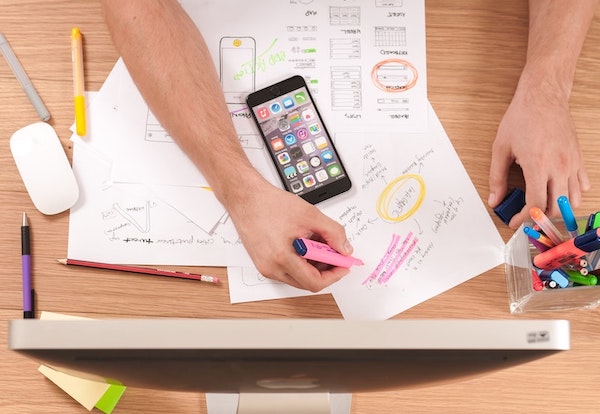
[21,213,34,319]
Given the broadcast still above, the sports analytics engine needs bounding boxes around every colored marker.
[564,269,598,286]
[530,207,564,246]
[293,238,363,268]
[557,196,579,238]
[523,226,554,248]
[537,268,569,289]
[531,269,544,291]
[71,27,86,136]
[593,213,600,229]
[528,236,550,253]
[533,228,600,270]
[585,213,596,232]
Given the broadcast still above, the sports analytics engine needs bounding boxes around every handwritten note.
[321,103,504,320]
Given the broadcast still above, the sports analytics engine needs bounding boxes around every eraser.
[493,188,526,225]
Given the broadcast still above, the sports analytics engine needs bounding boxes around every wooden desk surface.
[1,1,599,413]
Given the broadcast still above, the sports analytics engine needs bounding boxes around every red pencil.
[57,258,219,284]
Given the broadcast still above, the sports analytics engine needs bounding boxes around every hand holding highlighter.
[293,238,364,268]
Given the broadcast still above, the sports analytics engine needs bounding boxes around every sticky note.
[38,311,126,413]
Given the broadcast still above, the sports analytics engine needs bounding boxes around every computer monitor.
[9,318,570,414]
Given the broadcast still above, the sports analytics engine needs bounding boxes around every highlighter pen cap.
[293,238,308,256]
[574,228,600,252]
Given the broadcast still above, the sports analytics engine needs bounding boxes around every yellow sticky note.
[39,364,112,410]
[38,311,126,413]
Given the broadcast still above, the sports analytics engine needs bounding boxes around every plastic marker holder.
[293,238,363,268]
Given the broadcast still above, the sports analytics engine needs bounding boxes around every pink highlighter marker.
[293,238,364,268]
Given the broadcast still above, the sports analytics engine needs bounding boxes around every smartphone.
[246,75,352,204]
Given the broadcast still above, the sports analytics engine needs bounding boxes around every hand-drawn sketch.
[219,36,256,104]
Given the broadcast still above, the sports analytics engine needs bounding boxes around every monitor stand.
[206,392,352,414]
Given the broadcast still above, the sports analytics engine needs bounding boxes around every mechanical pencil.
[293,238,364,268]
[533,228,600,270]
[557,195,579,238]
[21,213,35,318]
[0,32,50,121]
[57,258,219,284]
[529,207,564,246]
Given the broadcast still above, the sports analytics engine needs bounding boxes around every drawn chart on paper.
[374,26,407,47]
[331,67,362,110]
[329,6,361,25]
[330,38,361,60]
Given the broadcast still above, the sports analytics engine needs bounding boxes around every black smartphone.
[246,75,352,204]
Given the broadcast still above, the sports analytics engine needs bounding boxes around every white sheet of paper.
[181,0,428,134]
[227,266,330,304]
[67,142,234,266]
[108,0,428,187]
[324,103,505,320]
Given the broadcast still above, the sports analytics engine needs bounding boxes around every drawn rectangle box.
[504,219,600,313]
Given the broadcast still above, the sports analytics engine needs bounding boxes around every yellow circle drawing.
[376,174,425,222]
[233,38,242,47]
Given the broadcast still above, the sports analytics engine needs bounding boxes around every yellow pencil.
[71,27,86,136]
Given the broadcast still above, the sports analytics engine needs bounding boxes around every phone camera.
[270,86,281,95]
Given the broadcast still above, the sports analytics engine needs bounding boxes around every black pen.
[21,213,34,319]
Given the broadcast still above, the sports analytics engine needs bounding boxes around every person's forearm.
[522,0,599,97]
[100,0,266,207]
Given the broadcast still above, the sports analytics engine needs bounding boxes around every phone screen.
[247,76,352,204]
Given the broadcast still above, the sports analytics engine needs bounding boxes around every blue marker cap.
[493,188,526,225]
[292,238,308,256]
[574,228,600,253]
[537,268,569,288]
[523,226,541,239]
[557,195,578,234]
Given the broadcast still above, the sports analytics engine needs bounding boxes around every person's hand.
[488,75,590,228]
[224,174,353,292]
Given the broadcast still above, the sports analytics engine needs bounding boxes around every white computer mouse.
[10,122,79,215]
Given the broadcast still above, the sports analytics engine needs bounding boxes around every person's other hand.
[225,175,353,292]
[488,77,590,229]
